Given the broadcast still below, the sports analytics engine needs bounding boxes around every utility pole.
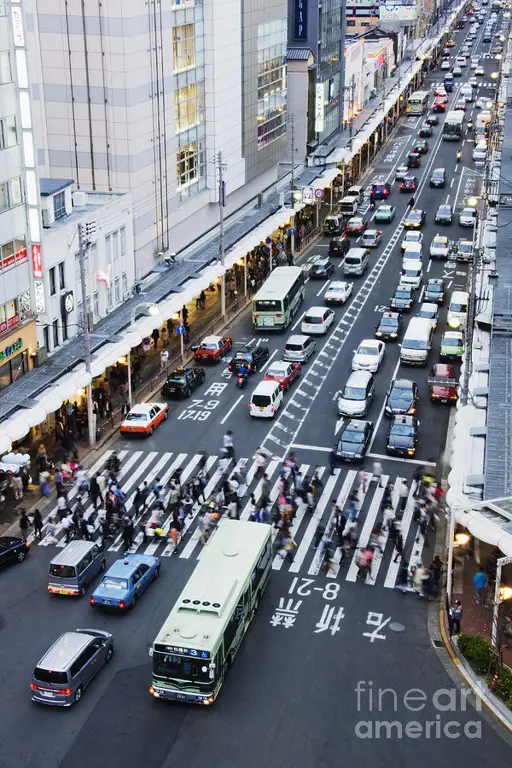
[78,221,96,447]
[290,113,296,207]
[217,150,227,316]
[348,75,356,149]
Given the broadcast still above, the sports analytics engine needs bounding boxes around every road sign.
[176,325,185,335]
[302,187,314,202]
[314,189,324,199]
[289,228,295,235]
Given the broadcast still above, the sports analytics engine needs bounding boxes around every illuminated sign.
[155,643,210,658]
[315,83,325,133]
[61,291,74,316]
[295,0,308,39]
[32,244,42,279]
[0,338,23,363]
[379,5,418,20]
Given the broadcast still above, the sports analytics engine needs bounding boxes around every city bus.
[443,110,465,140]
[406,90,430,115]
[252,265,305,330]
[149,520,272,705]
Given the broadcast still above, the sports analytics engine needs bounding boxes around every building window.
[62,316,68,341]
[58,262,65,290]
[0,1,6,16]
[53,191,66,220]
[105,234,112,265]
[257,20,288,149]
[43,325,49,350]
[0,180,9,210]
[49,267,56,296]
[0,116,18,150]
[122,273,128,298]
[107,284,113,310]
[172,24,195,73]
[174,83,205,133]
[113,230,120,260]
[176,141,205,189]
[0,51,11,84]
[114,278,121,305]
[120,227,126,257]
[52,319,59,349]
[93,291,99,319]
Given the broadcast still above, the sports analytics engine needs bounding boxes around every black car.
[418,124,433,138]
[334,419,374,462]
[386,415,419,457]
[424,278,445,304]
[413,139,429,154]
[161,366,206,398]
[406,152,421,168]
[375,311,402,341]
[329,235,350,258]
[368,182,391,200]
[390,285,416,312]
[425,114,439,126]
[385,379,419,416]
[435,204,453,224]
[429,168,446,188]
[400,175,417,192]
[310,257,334,279]
[0,536,30,567]
[228,344,270,374]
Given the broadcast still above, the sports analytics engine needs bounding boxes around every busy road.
[2,5,512,767]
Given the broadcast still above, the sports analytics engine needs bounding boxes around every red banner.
[7,313,19,329]
[15,248,27,265]
[32,244,43,279]
[2,254,15,270]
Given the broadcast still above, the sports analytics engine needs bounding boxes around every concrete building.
[0,0,46,389]
[287,0,345,160]
[38,178,133,356]
[25,0,289,278]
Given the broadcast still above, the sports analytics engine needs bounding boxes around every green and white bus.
[252,266,305,330]
[443,110,465,140]
[406,90,430,115]
[149,520,272,705]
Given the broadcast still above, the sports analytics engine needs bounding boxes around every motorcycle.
[456,150,462,162]
[236,371,249,388]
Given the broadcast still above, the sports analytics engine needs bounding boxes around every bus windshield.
[153,652,212,684]
[254,299,283,312]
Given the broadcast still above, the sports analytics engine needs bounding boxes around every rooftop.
[39,178,74,196]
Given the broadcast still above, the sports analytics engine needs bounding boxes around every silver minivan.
[48,540,106,597]
[343,247,369,277]
[283,334,316,363]
[31,628,114,706]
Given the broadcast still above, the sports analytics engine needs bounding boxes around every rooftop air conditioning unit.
[72,191,87,207]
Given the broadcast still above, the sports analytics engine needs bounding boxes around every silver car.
[337,370,375,417]
[283,334,316,363]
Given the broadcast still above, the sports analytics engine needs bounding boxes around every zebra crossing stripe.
[240,460,280,521]
[367,476,404,585]
[345,476,389,583]
[271,464,310,571]
[384,483,417,588]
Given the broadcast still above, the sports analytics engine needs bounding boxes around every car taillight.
[408,449,415,456]
[276,313,282,318]
[271,406,275,413]
[90,597,95,605]
[119,601,125,609]
[248,403,252,409]
[30,683,39,690]
[58,688,72,695]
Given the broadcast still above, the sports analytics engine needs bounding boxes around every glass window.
[6,299,17,327]
[120,227,126,256]
[122,273,128,297]
[10,177,22,207]
[173,24,195,73]
[176,141,205,188]
[0,360,10,390]
[105,234,112,265]
[257,20,287,149]
[107,285,113,310]
[174,82,204,133]
[62,316,68,341]
[49,267,56,295]
[58,262,65,290]
[53,318,59,348]
[114,277,120,304]
[0,1,6,16]
[53,191,66,220]
[0,52,11,84]
[34,668,68,685]
[93,291,99,318]
[113,230,119,260]
[2,240,14,268]
[0,180,10,210]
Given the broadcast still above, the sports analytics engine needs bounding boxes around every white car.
[475,65,485,75]
[441,60,451,70]
[469,76,478,87]
[324,280,353,305]
[430,235,449,259]
[460,207,477,227]
[400,260,423,289]
[352,339,385,373]
[301,306,335,335]
[455,55,466,65]
[473,145,487,162]
[470,59,479,70]
[401,230,423,251]
[418,302,439,330]
[476,96,493,109]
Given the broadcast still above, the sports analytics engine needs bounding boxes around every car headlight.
[376,331,382,337]
[390,333,397,338]
[408,449,415,456]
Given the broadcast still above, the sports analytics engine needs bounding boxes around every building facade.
[38,178,134,356]
[0,0,46,390]
[25,0,289,278]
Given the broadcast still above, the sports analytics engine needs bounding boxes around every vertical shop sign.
[295,0,308,39]
[315,83,325,133]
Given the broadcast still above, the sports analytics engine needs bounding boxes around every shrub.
[492,665,512,709]
[457,634,493,674]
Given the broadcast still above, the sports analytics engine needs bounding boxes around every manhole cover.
[389,622,406,632]
[432,639,445,648]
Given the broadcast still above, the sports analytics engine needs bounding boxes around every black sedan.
[310,257,334,279]
[400,175,418,192]
[425,114,440,126]
[228,344,270,374]
[161,366,206,398]
[418,124,433,137]
[424,278,445,304]
[435,204,453,224]
[386,415,419,457]
[334,419,374,462]
[329,236,350,258]
[375,311,402,341]
[0,536,30,567]
[412,139,429,154]
[390,285,416,312]
[385,379,419,416]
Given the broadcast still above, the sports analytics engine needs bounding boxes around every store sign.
[295,0,308,39]
[15,247,27,265]
[11,6,24,46]
[302,187,314,203]
[34,279,45,314]
[0,338,23,363]
[315,83,325,134]
[61,291,74,316]
[379,5,418,20]
[31,244,42,279]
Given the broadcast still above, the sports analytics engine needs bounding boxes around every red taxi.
[344,216,368,236]
[263,360,301,390]
[433,88,448,101]
[432,99,447,113]
[429,364,458,404]
[193,334,233,362]
[120,402,168,436]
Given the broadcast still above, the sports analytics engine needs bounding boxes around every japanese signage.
[0,338,23,363]
[379,5,418,20]
[294,0,308,39]
[315,83,325,134]
[31,244,42,279]
[34,280,45,314]
[61,291,74,316]
[11,6,24,46]
[154,643,210,659]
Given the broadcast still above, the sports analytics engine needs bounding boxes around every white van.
[402,242,423,263]
[400,317,433,366]
[343,247,369,277]
[249,380,283,419]
[339,196,359,216]
[447,290,468,329]
[345,185,365,205]
[400,260,423,289]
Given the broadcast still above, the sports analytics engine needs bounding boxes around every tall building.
[25,0,289,277]
[287,0,345,159]
[0,0,46,388]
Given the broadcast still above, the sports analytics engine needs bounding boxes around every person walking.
[473,568,488,604]
[329,448,337,476]
[61,515,74,544]
[449,600,463,635]
[89,474,102,512]
[397,480,409,514]
[372,460,384,488]
[431,555,444,595]
[32,508,43,541]
[222,430,235,460]
[19,509,30,540]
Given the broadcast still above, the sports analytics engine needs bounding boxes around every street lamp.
[492,555,512,649]
[127,302,159,407]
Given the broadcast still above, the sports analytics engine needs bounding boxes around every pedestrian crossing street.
[32,449,430,589]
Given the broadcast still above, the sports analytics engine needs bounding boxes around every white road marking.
[259,349,279,372]
[368,452,436,467]
[316,280,330,297]
[220,394,244,425]
[367,357,401,453]
[291,311,306,331]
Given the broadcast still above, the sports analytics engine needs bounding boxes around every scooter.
[456,150,462,162]
[236,372,249,388]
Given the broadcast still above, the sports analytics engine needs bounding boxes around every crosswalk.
[31,449,429,589]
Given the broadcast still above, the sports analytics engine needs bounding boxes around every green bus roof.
[153,520,271,657]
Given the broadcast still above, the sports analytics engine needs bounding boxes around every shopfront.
[0,319,36,390]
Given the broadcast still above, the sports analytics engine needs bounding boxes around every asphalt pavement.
[1,11,511,768]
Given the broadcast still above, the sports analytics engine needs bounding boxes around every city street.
[1,12,511,768]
